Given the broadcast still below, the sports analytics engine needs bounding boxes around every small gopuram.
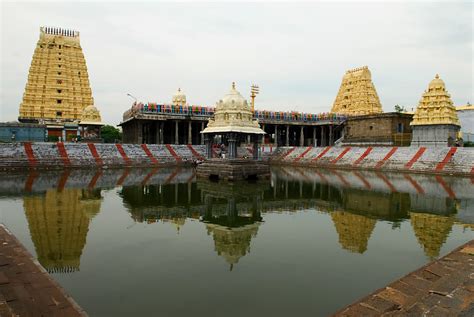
[197,83,269,181]
[331,66,383,115]
[411,74,461,147]
[79,105,104,141]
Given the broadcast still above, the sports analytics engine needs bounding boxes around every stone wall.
[271,146,474,176]
[1,143,472,176]
[0,143,207,170]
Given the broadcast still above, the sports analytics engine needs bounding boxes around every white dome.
[217,82,249,110]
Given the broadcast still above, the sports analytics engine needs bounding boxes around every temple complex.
[18,26,102,141]
[411,74,461,146]
[331,66,383,116]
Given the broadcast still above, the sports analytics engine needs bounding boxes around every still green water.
[0,167,472,316]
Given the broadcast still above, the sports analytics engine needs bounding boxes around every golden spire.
[331,66,383,116]
[232,82,236,89]
[411,74,460,126]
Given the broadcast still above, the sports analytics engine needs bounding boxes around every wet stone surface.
[335,240,474,316]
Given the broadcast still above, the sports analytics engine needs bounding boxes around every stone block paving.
[334,240,474,316]
[0,224,86,317]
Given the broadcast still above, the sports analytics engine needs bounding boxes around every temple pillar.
[175,121,179,145]
[155,122,160,144]
[160,122,164,144]
[137,121,143,144]
[300,126,304,146]
[188,121,192,144]
[321,126,326,147]
[286,125,289,146]
[201,122,205,145]
[329,125,334,145]
[204,135,212,159]
[253,135,259,160]
[274,125,278,146]
[313,127,317,146]
[228,133,237,159]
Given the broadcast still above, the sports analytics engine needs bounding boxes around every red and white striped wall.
[0,143,207,170]
[273,146,474,177]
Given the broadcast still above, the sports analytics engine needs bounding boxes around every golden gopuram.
[331,66,383,116]
[18,26,101,140]
[411,74,461,146]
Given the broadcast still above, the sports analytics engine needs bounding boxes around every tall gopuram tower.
[410,74,461,147]
[331,66,383,116]
[19,26,94,123]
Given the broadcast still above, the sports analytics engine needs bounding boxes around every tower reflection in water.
[23,187,102,273]
[12,166,472,274]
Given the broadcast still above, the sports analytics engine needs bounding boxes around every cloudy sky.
[1,1,472,125]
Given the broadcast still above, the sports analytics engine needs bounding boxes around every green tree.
[101,125,122,143]
[394,104,406,113]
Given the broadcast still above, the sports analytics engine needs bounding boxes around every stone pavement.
[0,224,86,317]
[334,239,474,316]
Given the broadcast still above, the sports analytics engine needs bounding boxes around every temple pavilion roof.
[201,83,265,135]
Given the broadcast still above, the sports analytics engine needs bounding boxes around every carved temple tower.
[331,66,383,116]
[410,74,461,147]
[19,27,94,124]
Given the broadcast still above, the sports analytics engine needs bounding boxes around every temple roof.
[79,105,103,125]
[201,83,265,135]
[172,88,186,106]
[411,74,460,126]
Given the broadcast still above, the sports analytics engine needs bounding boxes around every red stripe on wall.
[23,142,37,167]
[116,144,131,165]
[141,144,159,165]
[353,171,372,190]
[88,170,103,189]
[375,147,398,169]
[87,143,103,166]
[312,146,332,162]
[403,174,425,195]
[435,147,457,171]
[435,175,456,199]
[405,147,426,169]
[376,172,397,193]
[166,144,182,162]
[187,144,204,160]
[294,146,313,162]
[353,147,373,166]
[116,169,130,186]
[331,147,351,164]
[56,142,71,166]
[281,147,296,160]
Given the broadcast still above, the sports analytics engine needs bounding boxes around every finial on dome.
[232,82,236,89]
[435,74,439,79]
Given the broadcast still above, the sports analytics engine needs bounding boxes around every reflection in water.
[331,211,376,254]
[1,166,471,274]
[410,213,454,258]
[23,187,102,273]
[200,181,265,269]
